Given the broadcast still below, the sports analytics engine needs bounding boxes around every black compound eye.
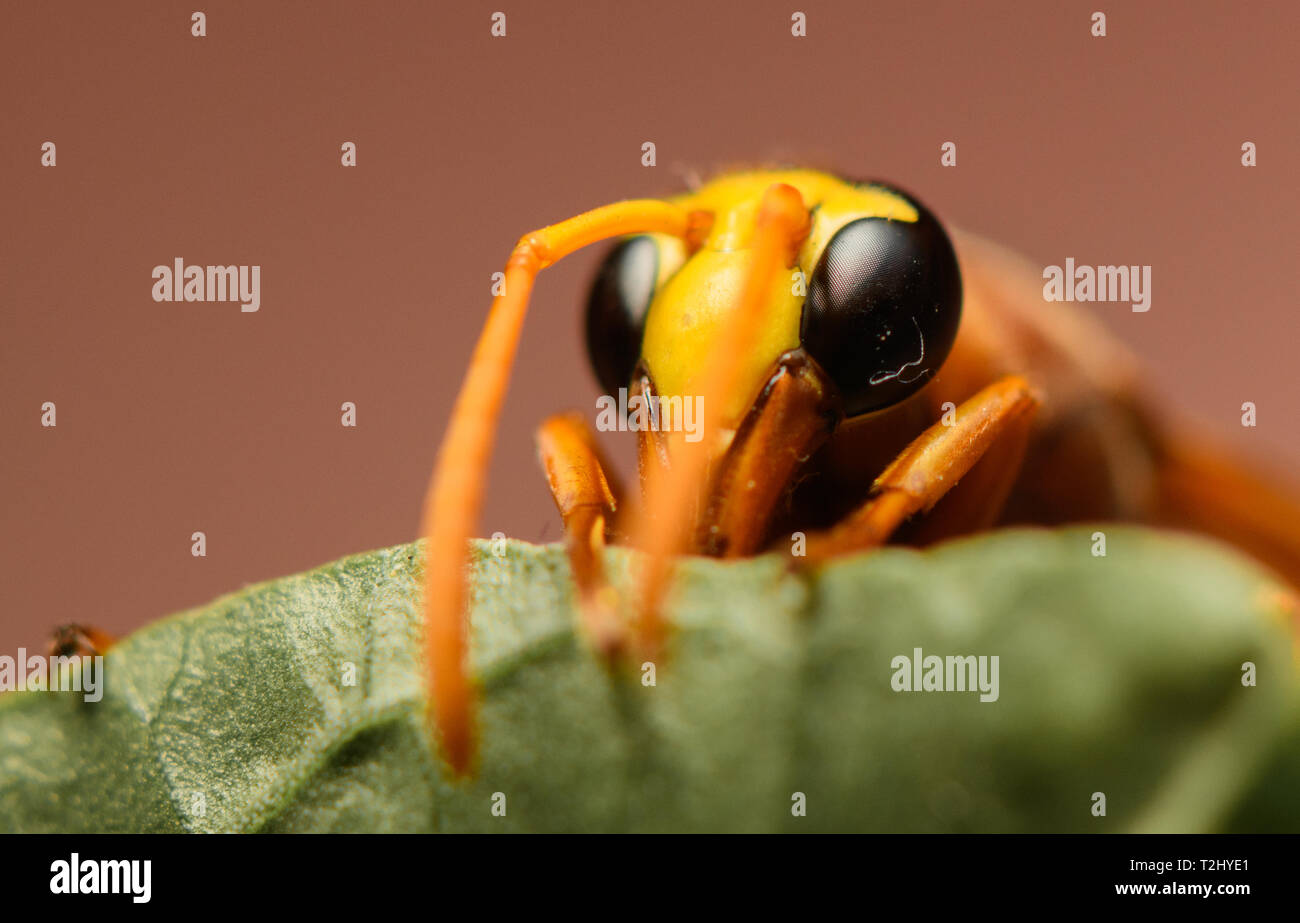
[584,235,661,395]
[800,203,962,417]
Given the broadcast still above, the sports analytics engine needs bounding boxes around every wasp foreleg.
[536,412,627,659]
[801,375,1039,562]
[698,349,841,558]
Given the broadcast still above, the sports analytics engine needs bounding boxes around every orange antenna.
[421,198,699,775]
[630,183,810,655]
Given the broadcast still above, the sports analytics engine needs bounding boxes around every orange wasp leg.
[421,198,707,776]
[535,412,627,658]
[628,183,811,657]
[801,375,1040,562]
[698,350,842,558]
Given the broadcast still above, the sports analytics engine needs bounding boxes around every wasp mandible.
[421,169,1300,774]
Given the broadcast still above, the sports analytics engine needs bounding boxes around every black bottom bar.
[0,833,1288,910]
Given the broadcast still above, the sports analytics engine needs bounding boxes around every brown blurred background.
[2,1,1297,652]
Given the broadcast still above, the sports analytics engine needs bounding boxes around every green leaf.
[0,527,1295,832]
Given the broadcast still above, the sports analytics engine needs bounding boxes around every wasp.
[421,168,1300,774]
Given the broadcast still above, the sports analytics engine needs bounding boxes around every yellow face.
[642,170,919,429]
[583,168,961,463]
